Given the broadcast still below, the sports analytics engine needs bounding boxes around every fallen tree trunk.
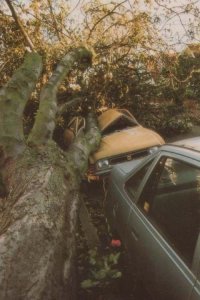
[0,48,101,300]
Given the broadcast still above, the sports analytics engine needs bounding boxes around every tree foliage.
[1,0,200,135]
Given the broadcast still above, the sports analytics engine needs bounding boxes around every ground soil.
[77,182,144,300]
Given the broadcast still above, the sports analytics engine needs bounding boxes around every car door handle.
[131,228,139,241]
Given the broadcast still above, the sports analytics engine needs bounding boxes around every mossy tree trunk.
[0,48,101,300]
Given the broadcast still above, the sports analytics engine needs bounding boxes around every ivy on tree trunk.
[0,47,101,300]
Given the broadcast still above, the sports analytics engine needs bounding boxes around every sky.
[3,0,200,50]
[68,0,200,50]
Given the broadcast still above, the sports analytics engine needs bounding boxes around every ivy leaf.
[111,271,122,279]
[81,279,99,289]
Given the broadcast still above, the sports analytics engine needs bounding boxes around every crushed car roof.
[98,108,138,132]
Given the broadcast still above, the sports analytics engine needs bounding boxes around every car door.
[125,153,200,300]
[107,159,154,243]
[191,281,200,300]
[190,233,200,300]
[106,176,131,241]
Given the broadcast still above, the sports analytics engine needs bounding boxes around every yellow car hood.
[89,126,164,163]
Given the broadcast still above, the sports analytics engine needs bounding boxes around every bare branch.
[171,68,200,84]
[0,60,9,75]
[57,97,83,115]
[47,0,62,41]
[154,0,200,43]
[68,112,101,176]
[87,0,127,41]
[67,0,82,17]
[28,47,93,147]
[5,0,36,52]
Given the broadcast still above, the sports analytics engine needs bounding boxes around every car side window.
[126,160,153,200]
[138,157,200,267]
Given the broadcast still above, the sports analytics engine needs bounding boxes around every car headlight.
[148,146,159,154]
[96,159,110,170]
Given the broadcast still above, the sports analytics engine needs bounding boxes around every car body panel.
[106,179,132,242]
[127,202,196,300]
[192,281,200,300]
[173,137,200,151]
[127,183,197,299]
[89,126,164,163]
[190,235,200,299]
[105,139,200,300]
[98,108,138,132]
[65,108,165,177]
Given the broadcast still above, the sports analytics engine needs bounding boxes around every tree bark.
[0,48,101,300]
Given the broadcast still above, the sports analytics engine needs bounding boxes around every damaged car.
[105,137,200,300]
[64,108,165,179]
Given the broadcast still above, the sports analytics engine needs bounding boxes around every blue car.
[105,137,200,300]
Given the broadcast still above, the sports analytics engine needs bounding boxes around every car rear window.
[102,117,137,136]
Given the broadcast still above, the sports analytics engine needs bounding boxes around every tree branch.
[28,47,93,146]
[68,112,101,177]
[0,53,42,163]
[57,97,83,116]
[171,68,200,84]
[5,0,36,52]
[47,0,62,41]
[87,0,127,41]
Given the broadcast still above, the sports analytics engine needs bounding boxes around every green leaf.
[93,269,107,280]
[88,248,97,257]
[89,257,97,266]
[81,279,99,289]
[108,252,120,264]
[111,271,122,279]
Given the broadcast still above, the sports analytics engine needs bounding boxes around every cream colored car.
[65,108,165,178]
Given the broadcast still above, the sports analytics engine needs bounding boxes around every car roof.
[161,137,200,161]
[98,108,138,131]
[172,137,200,151]
[113,137,200,179]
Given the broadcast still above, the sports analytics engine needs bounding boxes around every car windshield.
[102,116,137,136]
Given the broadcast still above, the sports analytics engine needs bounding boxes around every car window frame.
[124,151,162,204]
[193,233,200,279]
[139,155,200,266]
[124,149,200,277]
[125,160,154,201]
